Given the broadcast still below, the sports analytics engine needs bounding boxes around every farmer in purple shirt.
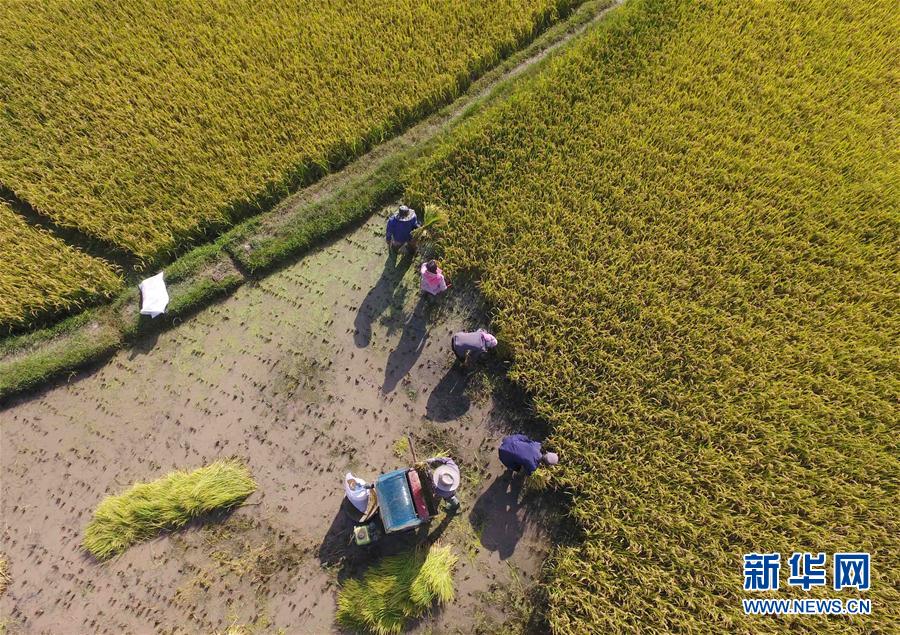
[451,328,498,366]
[385,204,421,253]
[498,434,558,475]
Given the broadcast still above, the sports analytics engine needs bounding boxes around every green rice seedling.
[83,459,257,560]
[407,0,900,631]
[0,203,122,332]
[336,544,458,635]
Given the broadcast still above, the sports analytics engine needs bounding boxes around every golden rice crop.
[0,202,122,332]
[0,0,581,262]
[408,0,899,631]
[83,459,257,560]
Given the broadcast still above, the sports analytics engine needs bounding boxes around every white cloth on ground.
[139,272,169,318]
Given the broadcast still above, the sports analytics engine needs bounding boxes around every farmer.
[498,434,558,475]
[425,456,461,511]
[385,204,421,253]
[420,260,449,296]
[450,328,498,366]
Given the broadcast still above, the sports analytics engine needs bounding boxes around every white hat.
[542,452,559,466]
[482,333,498,349]
[433,464,460,492]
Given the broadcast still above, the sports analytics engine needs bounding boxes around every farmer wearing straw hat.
[385,204,421,253]
[450,328,498,367]
[498,434,558,476]
[425,456,461,511]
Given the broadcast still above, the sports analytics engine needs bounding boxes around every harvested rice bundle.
[83,459,256,559]
[336,544,457,635]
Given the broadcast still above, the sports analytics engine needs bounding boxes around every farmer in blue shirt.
[498,434,558,475]
[385,204,421,253]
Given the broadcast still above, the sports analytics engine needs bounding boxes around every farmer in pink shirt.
[420,260,449,296]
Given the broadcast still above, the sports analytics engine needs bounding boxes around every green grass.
[83,460,257,560]
[223,154,407,274]
[336,545,457,635]
[408,0,899,631]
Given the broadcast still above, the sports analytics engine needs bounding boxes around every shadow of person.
[426,508,456,544]
[425,366,472,422]
[317,497,364,568]
[381,296,429,394]
[469,474,526,561]
[354,250,413,348]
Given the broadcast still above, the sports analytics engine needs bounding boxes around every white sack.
[139,272,169,318]
[344,472,370,512]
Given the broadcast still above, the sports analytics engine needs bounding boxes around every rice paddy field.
[0,202,123,330]
[0,0,581,331]
[0,213,557,633]
[2,0,897,632]
[408,0,899,631]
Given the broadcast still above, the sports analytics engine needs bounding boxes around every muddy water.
[0,211,553,634]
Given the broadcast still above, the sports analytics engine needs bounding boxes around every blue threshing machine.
[352,462,437,545]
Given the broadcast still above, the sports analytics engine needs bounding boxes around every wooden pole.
[407,435,419,464]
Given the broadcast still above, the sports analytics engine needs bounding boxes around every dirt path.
[0,211,557,634]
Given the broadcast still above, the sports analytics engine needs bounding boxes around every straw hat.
[433,464,460,492]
